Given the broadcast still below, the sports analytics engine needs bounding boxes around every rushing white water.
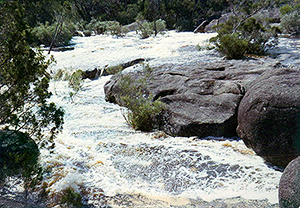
[42,31,283,206]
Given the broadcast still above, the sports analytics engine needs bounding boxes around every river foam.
[43,31,283,206]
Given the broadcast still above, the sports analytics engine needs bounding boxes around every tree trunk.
[154,19,157,36]
[48,15,63,54]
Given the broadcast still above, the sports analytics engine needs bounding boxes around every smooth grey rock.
[105,60,274,138]
[279,156,300,208]
[237,68,300,167]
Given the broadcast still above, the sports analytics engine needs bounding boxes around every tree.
[144,0,161,35]
[0,0,64,149]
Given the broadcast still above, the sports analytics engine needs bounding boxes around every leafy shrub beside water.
[60,187,83,208]
[218,34,248,59]
[53,69,84,101]
[210,16,276,59]
[281,11,300,35]
[117,69,165,131]
[122,94,165,131]
[137,19,167,39]
[85,20,129,37]
[31,21,77,47]
[105,65,123,75]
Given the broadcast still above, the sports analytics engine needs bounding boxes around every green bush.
[280,5,294,15]
[85,20,129,37]
[210,16,275,59]
[137,21,154,39]
[85,19,106,34]
[105,65,123,75]
[60,187,83,208]
[83,30,92,37]
[67,70,84,94]
[118,71,165,131]
[0,130,44,203]
[0,130,39,181]
[281,11,300,35]
[218,34,248,59]
[122,94,164,131]
[136,19,167,39]
[107,21,129,37]
[31,21,77,47]
[155,19,167,34]
[53,69,83,100]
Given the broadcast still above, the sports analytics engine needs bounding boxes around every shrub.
[155,19,167,35]
[67,70,84,94]
[280,5,294,15]
[85,20,129,37]
[122,94,164,131]
[118,69,165,131]
[136,19,167,39]
[83,30,92,37]
[210,16,276,59]
[60,187,83,208]
[218,34,248,59]
[0,130,39,182]
[105,65,123,75]
[85,19,106,34]
[53,69,83,101]
[281,11,300,35]
[0,130,44,203]
[31,21,77,47]
[137,21,154,39]
[107,21,129,37]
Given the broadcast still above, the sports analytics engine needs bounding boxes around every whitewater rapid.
[42,31,283,206]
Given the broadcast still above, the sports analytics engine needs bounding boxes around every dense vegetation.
[1,0,298,55]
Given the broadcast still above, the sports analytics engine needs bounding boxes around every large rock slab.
[105,60,276,138]
[237,68,300,167]
[279,156,300,208]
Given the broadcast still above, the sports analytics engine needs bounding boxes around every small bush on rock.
[85,20,129,37]
[136,19,167,39]
[118,72,165,131]
[155,19,167,35]
[0,130,39,181]
[83,30,92,37]
[107,21,129,37]
[105,65,123,75]
[122,94,164,131]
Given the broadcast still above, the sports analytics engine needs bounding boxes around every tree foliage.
[0,1,64,149]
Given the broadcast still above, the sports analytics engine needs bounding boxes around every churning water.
[42,31,287,206]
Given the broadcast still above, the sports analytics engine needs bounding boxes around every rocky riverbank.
[0,195,279,208]
[104,56,300,167]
